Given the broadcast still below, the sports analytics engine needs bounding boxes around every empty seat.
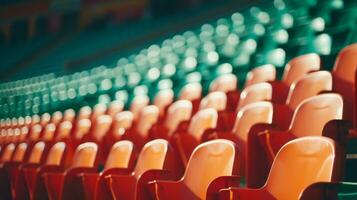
[153,89,174,119]
[105,139,176,200]
[245,64,276,87]
[130,95,150,121]
[218,137,342,200]
[80,140,136,200]
[248,93,343,188]
[44,142,98,200]
[147,139,239,200]
[236,82,272,111]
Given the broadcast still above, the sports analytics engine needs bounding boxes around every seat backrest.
[165,100,192,136]
[179,82,202,101]
[332,43,357,84]
[107,100,124,117]
[136,105,159,137]
[265,136,336,199]
[56,121,73,141]
[29,124,42,142]
[236,82,272,111]
[286,71,332,110]
[51,111,63,125]
[1,143,15,162]
[92,115,112,141]
[154,89,174,117]
[209,74,238,93]
[19,126,29,142]
[245,64,276,87]
[40,113,51,127]
[130,95,150,120]
[199,91,227,111]
[78,106,92,120]
[74,119,91,140]
[104,140,134,170]
[188,108,218,141]
[45,142,66,165]
[113,111,134,131]
[12,142,27,162]
[63,109,76,122]
[183,139,237,199]
[31,114,40,126]
[91,103,107,122]
[133,139,168,178]
[233,101,273,175]
[28,141,45,164]
[42,123,56,141]
[71,142,98,168]
[290,94,343,137]
[282,53,320,85]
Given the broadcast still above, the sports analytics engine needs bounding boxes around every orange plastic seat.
[44,142,99,200]
[130,95,150,121]
[103,111,134,147]
[332,43,357,128]
[51,111,63,126]
[41,123,56,142]
[179,82,202,113]
[210,73,238,93]
[270,53,321,103]
[236,82,272,111]
[40,113,51,128]
[23,142,67,200]
[79,140,136,200]
[107,100,124,118]
[147,139,239,200]
[105,139,176,200]
[199,91,227,111]
[171,108,218,167]
[55,121,73,141]
[63,109,76,123]
[77,106,92,121]
[218,136,342,200]
[124,105,160,148]
[91,103,107,122]
[245,64,276,87]
[154,89,174,119]
[0,143,15,163]
[73,119,92,141]
[84,115,112,143]
[248,93,343,188]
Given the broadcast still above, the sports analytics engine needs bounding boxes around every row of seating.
[0,43,355,199]
[0,0,355,119]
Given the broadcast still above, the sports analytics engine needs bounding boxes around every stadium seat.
[80,140,136,200]
[105,139,177,200]
[44,142,98,200]
[217,136,344,200]
[244,64,276,87]
[147,139,239,200]
[248,93,343,188]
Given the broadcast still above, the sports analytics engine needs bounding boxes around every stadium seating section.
[0,0,356,199]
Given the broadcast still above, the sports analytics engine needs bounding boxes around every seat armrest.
[147,180,198,200]
[105,174,137,200]
[43,172,65,200]
[79,173,100,200]
[258,129,295,163]
[219,187,275,200]
[300,182,341,200]
[206,175,240,200]
[137,169,173,200]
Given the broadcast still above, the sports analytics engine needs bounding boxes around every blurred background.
[0,0,254,81]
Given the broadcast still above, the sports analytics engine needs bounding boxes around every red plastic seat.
[270,53,321,103]
[107,100,124,118]
[179,82,202,113]
[130,95,150,121]
[209,74,240,111]
[79,140,136,200]
[105,139,177,200]
[147,139,239,200]
[244,64,276,87]
[44,142,99,200]
[218,136,343,200]
[153,89,174,120]
[247,93,343,188]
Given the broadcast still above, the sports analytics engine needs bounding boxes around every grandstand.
[0,0,356,199]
